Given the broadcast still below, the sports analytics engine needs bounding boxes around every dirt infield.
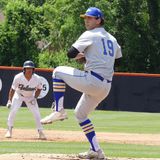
[0,153,160,160]
[0,128,160,160]
[0,128,160,145]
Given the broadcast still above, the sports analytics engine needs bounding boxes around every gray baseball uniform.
[41,7,122,157]
[53,27,122,121]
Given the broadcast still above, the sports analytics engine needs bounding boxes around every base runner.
[5,60,46,140]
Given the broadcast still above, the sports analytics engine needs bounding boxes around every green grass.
[1,106,160,133]
[0,142,160,158]
[0,106,160,158]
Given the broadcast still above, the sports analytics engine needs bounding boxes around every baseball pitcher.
[41,7,122,159]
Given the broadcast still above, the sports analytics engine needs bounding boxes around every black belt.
[90,71,112,83]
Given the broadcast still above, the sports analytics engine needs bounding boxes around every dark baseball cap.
[23,60,35,69]
[80,7,104,19]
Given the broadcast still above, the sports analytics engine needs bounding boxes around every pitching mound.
[1,128,160,160]
[0,153,160,160]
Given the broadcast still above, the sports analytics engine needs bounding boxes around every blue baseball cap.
[80,7,104,19]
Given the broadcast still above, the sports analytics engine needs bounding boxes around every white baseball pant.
[53,66,111,122]
[7,92,43,130]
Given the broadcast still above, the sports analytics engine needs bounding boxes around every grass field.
[0,106,160,158]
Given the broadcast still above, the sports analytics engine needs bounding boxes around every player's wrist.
[8,99,12,103]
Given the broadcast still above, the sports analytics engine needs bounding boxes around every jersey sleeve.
[72,31,93,53]
[115,43,122,59]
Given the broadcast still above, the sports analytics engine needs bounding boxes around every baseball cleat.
[38,130,47,140]
[78,149,106,160]
[5,128,12,138]
[40,109,68,124]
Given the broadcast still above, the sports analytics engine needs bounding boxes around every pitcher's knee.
[53,66,60,77]
[74,109,88,123]
[52,66,65,78]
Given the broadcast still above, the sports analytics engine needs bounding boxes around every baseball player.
[41,7,122,159]
[5,60,46,140]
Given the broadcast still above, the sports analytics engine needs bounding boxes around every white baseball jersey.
[12,72,42,97]
[7,72,44,131]
[72,27,122,80]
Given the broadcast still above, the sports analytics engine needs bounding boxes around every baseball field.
[0,106,160,160]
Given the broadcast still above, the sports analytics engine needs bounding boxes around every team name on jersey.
[18,84,35,91]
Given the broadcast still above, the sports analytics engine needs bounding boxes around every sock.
[53,78,66,111]
[79,119,100,151]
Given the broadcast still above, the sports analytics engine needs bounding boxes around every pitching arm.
[67,46,79,58]
[67,46,86,63]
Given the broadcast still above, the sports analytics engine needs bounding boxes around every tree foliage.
[0,0,160,73]
[146,0,160,73]
[116,0,160,73]
[45,0,117,50]
[0,0,50,66]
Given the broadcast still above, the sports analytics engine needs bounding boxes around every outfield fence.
[0,66,160,112]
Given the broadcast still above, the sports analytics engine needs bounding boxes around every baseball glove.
[74,53,86,64]
[76,57,86,64]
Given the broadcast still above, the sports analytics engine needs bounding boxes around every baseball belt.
[90,71,112,83]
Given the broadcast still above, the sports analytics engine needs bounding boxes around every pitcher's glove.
[74,53,86,64]
[6,100,12,108]
[76,57,86,64]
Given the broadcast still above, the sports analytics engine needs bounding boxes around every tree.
[116,0,160,73]
[146,0,160,73]
[27,0,46,6]
[39,0,118,68]
[0,0,50,66]
[1,0,160,72]
[0,0,8,10]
